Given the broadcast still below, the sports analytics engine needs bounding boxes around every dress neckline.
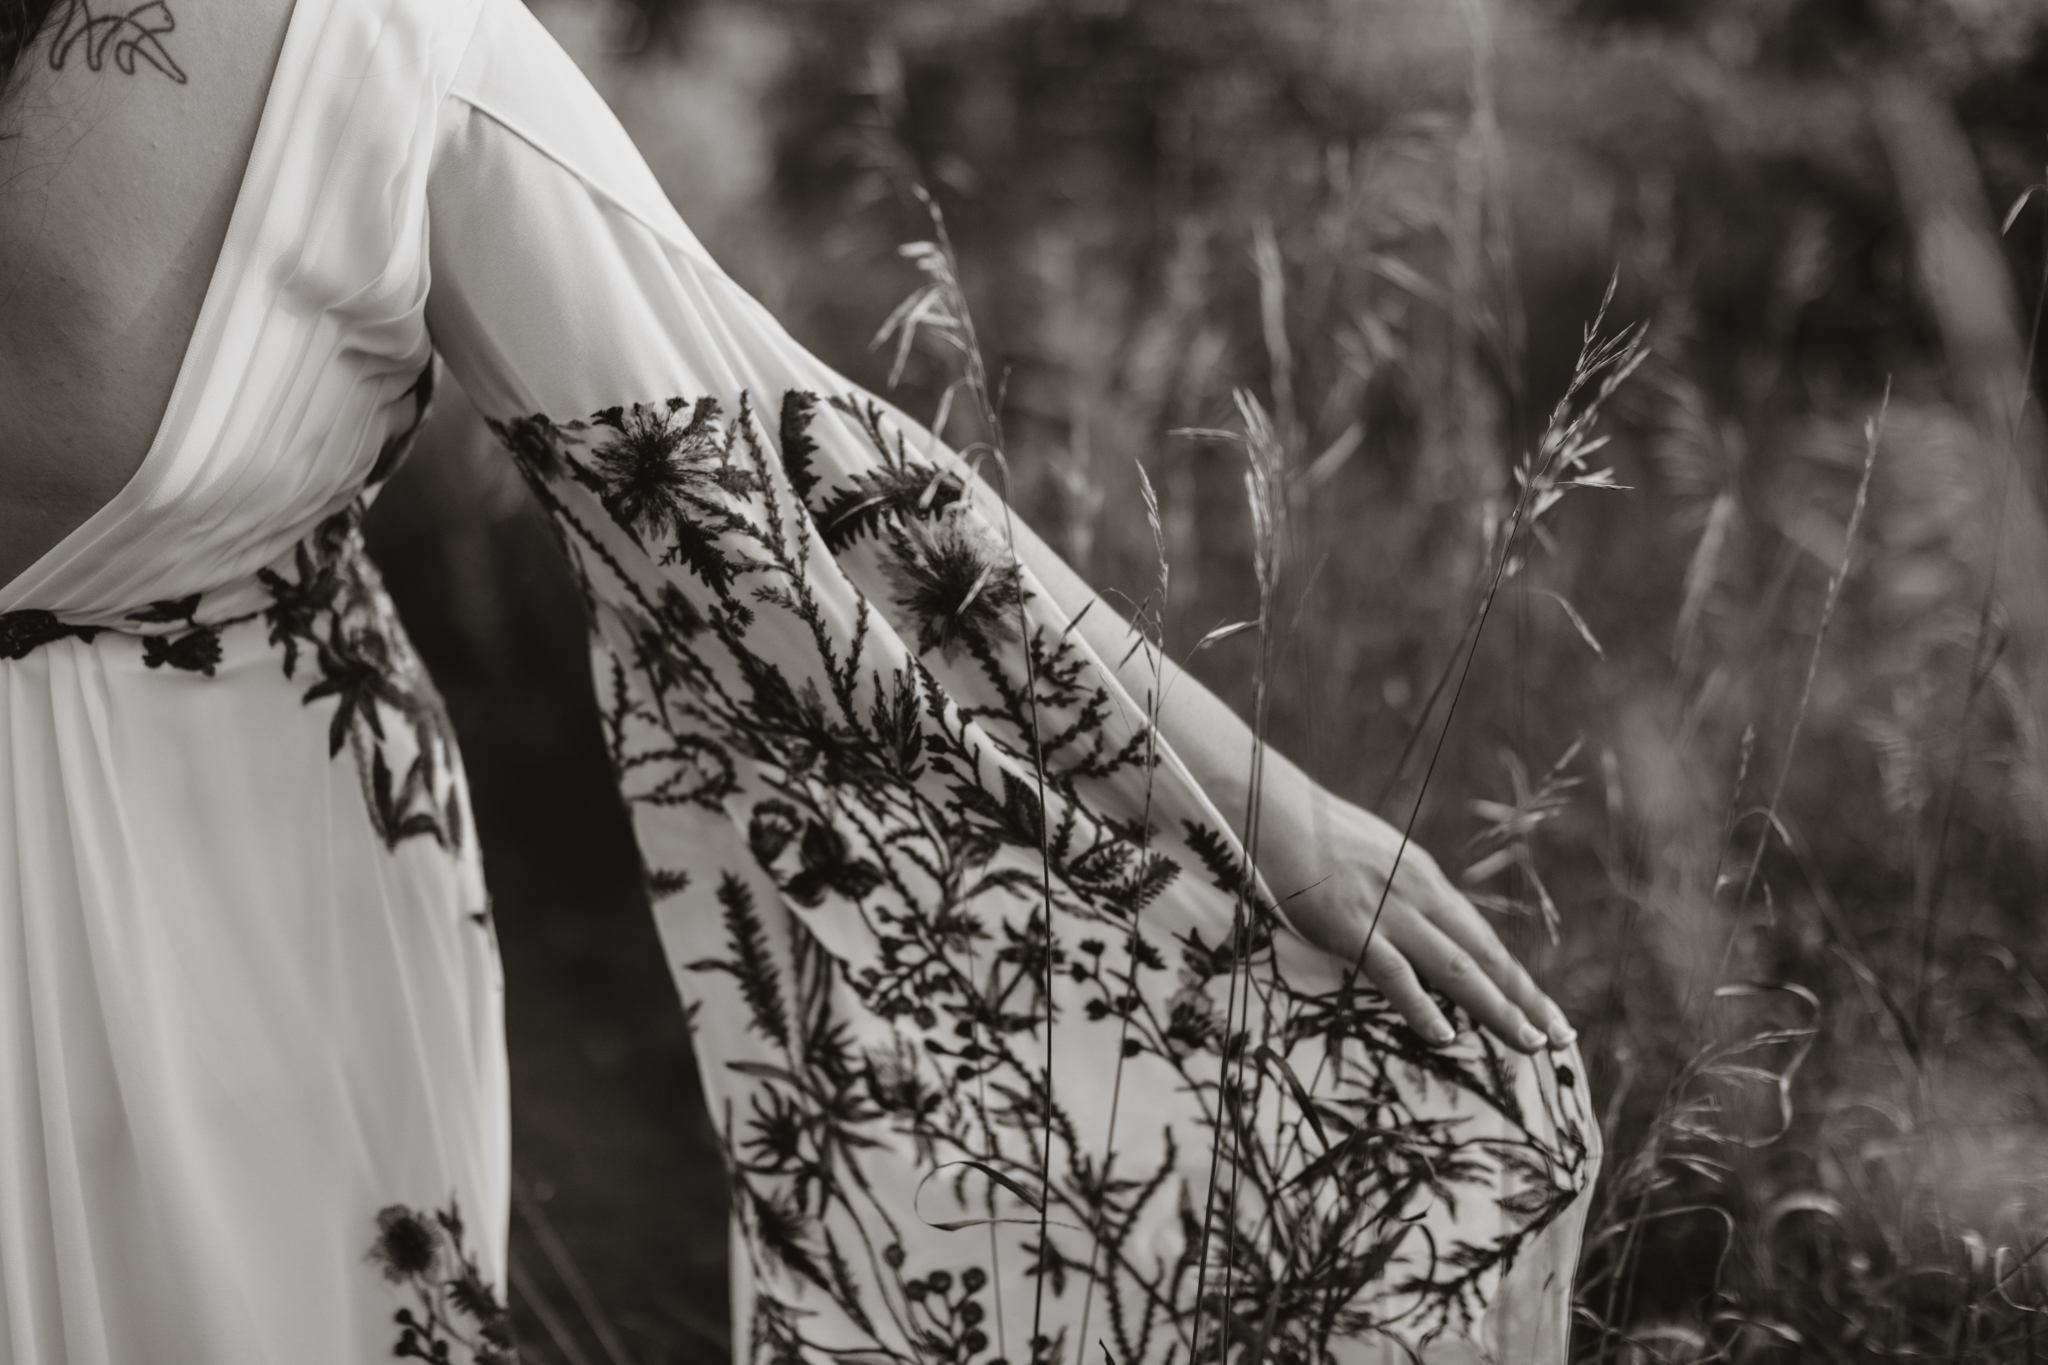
[0,0,312,612]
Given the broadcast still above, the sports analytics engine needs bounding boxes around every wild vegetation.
[367,0,2048,1359]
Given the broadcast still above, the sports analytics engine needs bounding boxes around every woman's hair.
[2,0,61,94]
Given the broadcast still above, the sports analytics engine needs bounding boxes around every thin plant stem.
[513,1172,640,1365]
[1915,178,2048,1031]
[509,1249,600,1365]
[1074,466,1173,1362]
[1733,381,1888,912]
[927,204,1065,1362]
[1191,393,1284,1365]
[884,189,1047,1360]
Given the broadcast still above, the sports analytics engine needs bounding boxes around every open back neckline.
[0,0,310,611]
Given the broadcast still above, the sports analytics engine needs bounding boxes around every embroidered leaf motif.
[751,1186,832,1292]
[257,541,341,679]
[813,464,969,556]
[488,413,569,484]
[866,669,927,780]
[1182,817,1256,900]
[779,389,823,505]
[304,635,397,757]
[483,384,1593,1362]
[256,504,465,853]
[688,873,791,1051]
[126,594,202,625]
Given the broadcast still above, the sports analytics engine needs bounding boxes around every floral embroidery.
[258,503,466,852]
[3,504,464,853]
[368,1200,517,1363]
[2,362,1588,1359]
[129,595,223,676]
[488,386,1594,1364]
[0,610,101,660]
[880,510,1023,661]
[0,365,458,854]
[585,397,758,601]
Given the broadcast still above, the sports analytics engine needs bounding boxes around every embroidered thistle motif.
[881,509,1024,660]
[368,1199,517,1364]
[587,397,758,601]
[486,384,1594,1364]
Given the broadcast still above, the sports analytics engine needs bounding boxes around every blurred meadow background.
[362,0,2048,1359]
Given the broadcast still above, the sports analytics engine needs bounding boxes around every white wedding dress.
[0,2,1597,1361]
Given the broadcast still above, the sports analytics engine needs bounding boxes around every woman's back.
[0,1,293,585]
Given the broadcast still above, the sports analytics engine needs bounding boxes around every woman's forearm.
[977,484,1335,900]
[976,480,1573,1052]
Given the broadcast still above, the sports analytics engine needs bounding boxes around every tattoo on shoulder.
[47,2,187,84]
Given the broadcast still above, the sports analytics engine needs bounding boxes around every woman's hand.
[1271,796,1576,1055]
[982,497,1579,1056]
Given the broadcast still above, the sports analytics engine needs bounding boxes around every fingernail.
[1429,1021,1458,1045]
[1517,1023,1547,1051]
[1547,1020,1579,1049]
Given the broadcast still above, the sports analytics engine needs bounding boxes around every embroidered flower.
[784,819,884,908]
[589,398,723,544]
[126,594,223,676]
[140,627,223,676]
[369,1205,442,1282]
[486,386,1593,1359]
[369,1199,516,1362]
[586,398,756,598]
[882,509,1023,660]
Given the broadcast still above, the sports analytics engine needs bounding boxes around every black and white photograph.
[3,0,2045,1361]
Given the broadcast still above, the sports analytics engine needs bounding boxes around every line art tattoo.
[48,2,186,84]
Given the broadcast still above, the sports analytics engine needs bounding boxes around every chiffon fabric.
[0,1,1597,1361]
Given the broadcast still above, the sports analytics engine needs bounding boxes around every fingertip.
[1427,1019,1457,1046]
[1534,998,1578,1048]
[1481,1003,1546,1053]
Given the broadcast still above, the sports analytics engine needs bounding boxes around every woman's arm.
[423,0,1569,1054]
[974,481,1576,1054]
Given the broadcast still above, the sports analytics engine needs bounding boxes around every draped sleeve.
[423,4,1597,1361]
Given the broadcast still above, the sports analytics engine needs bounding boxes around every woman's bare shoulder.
[0,0,298,585]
